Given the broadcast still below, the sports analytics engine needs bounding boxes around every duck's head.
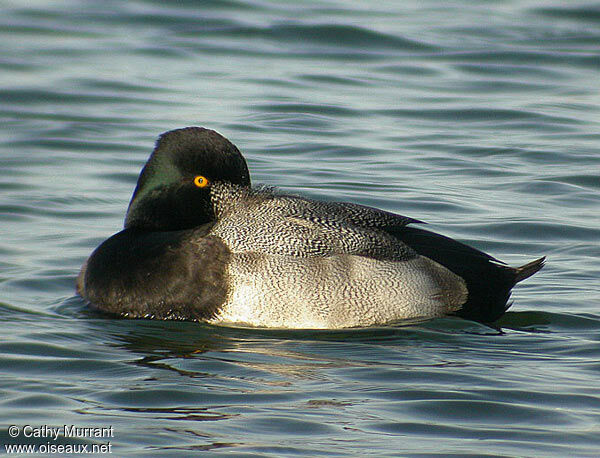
[124,127,250,231]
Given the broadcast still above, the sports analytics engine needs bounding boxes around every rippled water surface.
[1,0,600,456]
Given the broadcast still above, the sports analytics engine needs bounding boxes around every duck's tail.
[513,257,546,283]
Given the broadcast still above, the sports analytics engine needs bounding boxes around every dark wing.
[285,196,422,229]
[277,195,420,261]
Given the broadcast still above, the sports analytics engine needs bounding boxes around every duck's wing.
[285,195,503,266]
[285,196,422,230]
[213,192,420,262]
[278,196,426,259]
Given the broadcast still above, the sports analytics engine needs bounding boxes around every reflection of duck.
[77,127,544,328]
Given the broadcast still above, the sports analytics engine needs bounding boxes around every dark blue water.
[1,1,599,456]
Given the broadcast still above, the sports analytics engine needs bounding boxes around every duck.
[77,127,545,328]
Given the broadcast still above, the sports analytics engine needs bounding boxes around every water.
[1,0,599,456]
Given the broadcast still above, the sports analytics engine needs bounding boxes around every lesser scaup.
[77,127,544,328]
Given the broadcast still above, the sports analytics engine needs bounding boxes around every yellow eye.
[193,175,210,188]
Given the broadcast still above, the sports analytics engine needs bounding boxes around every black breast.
[77,224,230,320]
